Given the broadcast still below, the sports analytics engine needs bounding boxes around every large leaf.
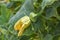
[8,0,34,26]
[0,4,12,25]
[8,0,34,37]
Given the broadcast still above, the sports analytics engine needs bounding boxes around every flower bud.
[14,16,31,36]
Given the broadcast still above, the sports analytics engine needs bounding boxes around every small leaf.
[30,12,37,22]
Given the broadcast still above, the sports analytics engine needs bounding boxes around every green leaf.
[8,0,34,26]
[30,12,37,22]
[51,1,60,8]
[0,27,8,35]
[23,26,34,36]
[0,4,12,25]
[41,0,56,9]
[8,0,34,37]
[43,34,53,40]
[45,7,58,19]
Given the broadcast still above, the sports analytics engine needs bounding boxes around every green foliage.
[0,0,60,40]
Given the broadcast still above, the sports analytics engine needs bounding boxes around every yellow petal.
[14,20,22,30]
[18,25,25,36]
[14,16,31,36]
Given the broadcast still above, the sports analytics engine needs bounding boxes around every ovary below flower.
[14,16,31,36]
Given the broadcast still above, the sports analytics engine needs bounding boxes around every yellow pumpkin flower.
[14,16,31,36]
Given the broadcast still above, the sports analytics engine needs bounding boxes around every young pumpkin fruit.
[14,16,31,36]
